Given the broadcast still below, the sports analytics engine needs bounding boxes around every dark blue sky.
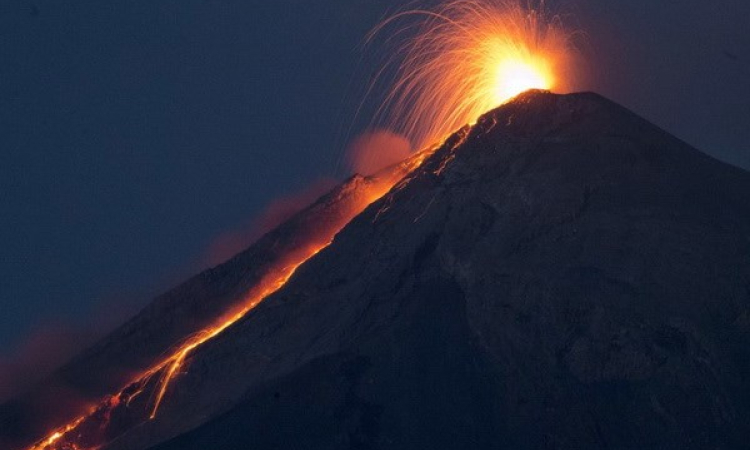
[1,0,748,354]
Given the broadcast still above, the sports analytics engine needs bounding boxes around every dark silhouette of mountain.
[6,91,750,450]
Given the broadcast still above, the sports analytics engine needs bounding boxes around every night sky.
[1,0,748,361]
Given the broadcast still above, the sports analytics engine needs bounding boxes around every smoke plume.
[202,178,338,268]
[346,130,412,176]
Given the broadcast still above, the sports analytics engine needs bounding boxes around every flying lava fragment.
[367,0,581,150]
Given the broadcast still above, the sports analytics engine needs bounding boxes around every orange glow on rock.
[148,241,327,419]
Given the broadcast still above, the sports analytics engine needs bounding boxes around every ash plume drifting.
[346,130,412,176]
[201,178,338,268]
[0,325,95,403]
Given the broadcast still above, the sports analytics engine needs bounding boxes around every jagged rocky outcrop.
[8,91,750,450]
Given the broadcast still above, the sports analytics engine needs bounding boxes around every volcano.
[4,91,750,450]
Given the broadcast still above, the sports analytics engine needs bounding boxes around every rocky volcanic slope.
[113,91,750,450]
[9,90,750,450]
[0,161,414,449]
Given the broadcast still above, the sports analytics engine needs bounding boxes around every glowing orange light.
[27,153,430,450]
[367,0,580,149]
[492,57,552,105]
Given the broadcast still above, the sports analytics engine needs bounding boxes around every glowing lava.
[492,58,552,104]
[147,245,324,419]
[367,0,580,149]
[26,153,429,450]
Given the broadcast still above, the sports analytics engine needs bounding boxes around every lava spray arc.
[366,0,583,150]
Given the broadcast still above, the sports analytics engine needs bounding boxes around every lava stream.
[27,152,429,450]
[147,244,325,419]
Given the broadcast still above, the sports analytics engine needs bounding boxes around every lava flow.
[26,154,428,450]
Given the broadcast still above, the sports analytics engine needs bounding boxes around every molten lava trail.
[146,245,325,419]
[27,153,430,450]
[28,250,325,450]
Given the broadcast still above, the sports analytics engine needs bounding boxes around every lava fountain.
[366,0,581,150]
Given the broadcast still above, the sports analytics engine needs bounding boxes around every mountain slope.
[119,91,750,449]
[0,155,422,450]
[8,90,750,450]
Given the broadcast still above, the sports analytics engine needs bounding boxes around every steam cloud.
[346,130,412,176]
[202,178,338,268]
[0,324,97,402]
[0,298,139,403]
